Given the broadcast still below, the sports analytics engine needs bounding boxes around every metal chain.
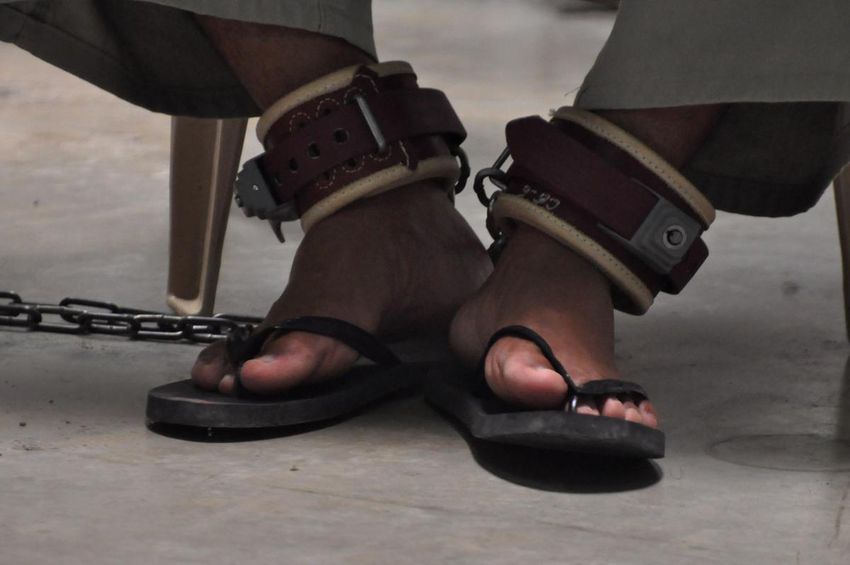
[0,291,263,344]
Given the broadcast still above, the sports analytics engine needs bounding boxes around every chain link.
[0,291,262,344]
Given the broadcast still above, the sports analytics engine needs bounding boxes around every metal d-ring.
[451,145,471,194]
[472,147,511,207]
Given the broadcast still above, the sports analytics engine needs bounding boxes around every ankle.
[196,16,373,109]
[450,221,618,375]
[500,224,612,291]
[313,180,453,236]
[595,104,727,167]
[354,179,452,214]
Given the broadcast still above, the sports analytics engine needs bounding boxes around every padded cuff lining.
[554,107,716,225]
[257,61,414,142]
[301,155,459,231]
[492,194,654,313]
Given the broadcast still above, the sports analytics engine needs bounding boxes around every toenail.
[219,374,234,390]
[639,402,656,415]
[257,354,278,364]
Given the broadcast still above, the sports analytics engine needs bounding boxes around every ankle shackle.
[234,61,469,242]
[477,107,716,314]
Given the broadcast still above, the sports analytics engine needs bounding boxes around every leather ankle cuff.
[234,61,469,241]
[476,107,715,314]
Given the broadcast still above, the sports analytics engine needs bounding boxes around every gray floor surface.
[2,1,849,563]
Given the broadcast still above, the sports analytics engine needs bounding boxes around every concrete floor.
[2,1,849,563]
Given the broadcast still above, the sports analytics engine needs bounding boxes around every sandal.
[147,60,468,431]
[426,325,664,458]
[426,107,718,458]
[147,316,428,428]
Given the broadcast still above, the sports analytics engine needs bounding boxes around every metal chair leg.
[167,116,248,316]
[834,167,850,341]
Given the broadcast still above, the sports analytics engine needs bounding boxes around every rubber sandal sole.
[147,362,428,429]
[425,363,665,459]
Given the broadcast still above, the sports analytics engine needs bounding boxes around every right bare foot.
[450,224,659,428]
[446,105,729,428]
[191,181,492,395]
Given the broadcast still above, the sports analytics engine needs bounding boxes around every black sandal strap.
[572,379,647,398]
[227,316,400,396]
[481,325,648,412]
[484,326,571,383]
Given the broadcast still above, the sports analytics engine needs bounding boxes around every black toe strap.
[481,325,648,412]
[227,316,399,396]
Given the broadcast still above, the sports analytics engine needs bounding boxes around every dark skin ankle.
[195,16,374,109]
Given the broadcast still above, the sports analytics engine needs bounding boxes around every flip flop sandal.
[148,61,467,431]
[433,106,718,458]
[425,325,665,458]
[146,316,427,429]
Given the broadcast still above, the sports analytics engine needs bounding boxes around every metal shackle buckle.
[353,94,388,154]
[356,94,471,194]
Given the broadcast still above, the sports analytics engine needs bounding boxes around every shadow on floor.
[706,355,850,472]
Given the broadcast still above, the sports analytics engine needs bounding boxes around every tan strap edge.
[553,107,716,226]
[492,194,654,314]
[257,61,415,143]
[301,155,460,232]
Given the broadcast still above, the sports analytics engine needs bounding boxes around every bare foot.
[447,104,730,428]
[450,224,659,427]
[191,181,492,395]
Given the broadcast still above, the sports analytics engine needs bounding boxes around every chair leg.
[167,116,248,316]
[834,167,850,342]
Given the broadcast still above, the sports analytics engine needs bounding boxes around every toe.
[638,400,659,428]
[191,341,231,391]
[599,396,627,420]
[621,400,643,423]
[575,398,600,416]
[477,336,660,427]
[218,374,235,395]
[599,397,659,428]
[485,337,568,409]
[237,331,359,394]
